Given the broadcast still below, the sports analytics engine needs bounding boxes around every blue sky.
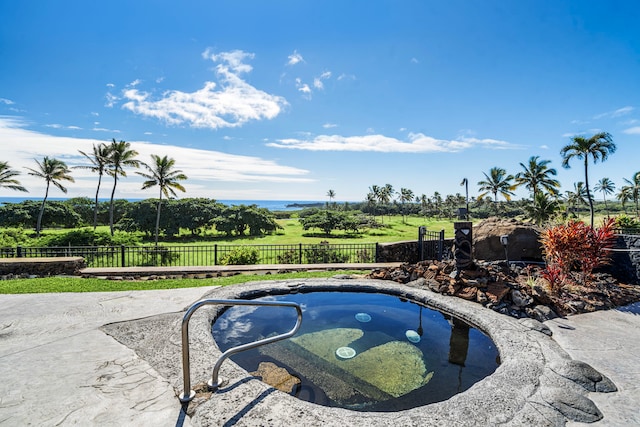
[1,1,639,203]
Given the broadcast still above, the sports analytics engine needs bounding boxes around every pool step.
[259,339,394,405]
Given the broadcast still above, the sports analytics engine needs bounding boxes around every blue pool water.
[212,291,500,411]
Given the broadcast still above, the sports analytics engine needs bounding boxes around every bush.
[220,247,260,265]
[540,218,616,290]
[614,215,640,233]
[277,249,299,264]
[0,228,30,247]
[38,229,140,247]
[304,242,350,263]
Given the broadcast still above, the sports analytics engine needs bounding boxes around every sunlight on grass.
[0,270,365,294]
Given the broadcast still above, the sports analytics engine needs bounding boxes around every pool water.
[211,291,500,411]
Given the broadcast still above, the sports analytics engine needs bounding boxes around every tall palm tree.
[594,177,616,217]
[74,142,112,229]
[25,157,74,237]
[326,189,336,209]
[399,187,414,223]
[137,155,187,246]
[477,167,515,203]
[514,156,560,202]
[106,139,139,235]
[560,132,616,227]
[0,161,28,192]
[618,172,640,218]
[564,182,588,218]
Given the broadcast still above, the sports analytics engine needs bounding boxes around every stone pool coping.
[102,277,617,426]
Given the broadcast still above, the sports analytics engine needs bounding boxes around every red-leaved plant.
[540,218,616,291]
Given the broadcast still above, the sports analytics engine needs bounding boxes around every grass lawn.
[0,270,365,294]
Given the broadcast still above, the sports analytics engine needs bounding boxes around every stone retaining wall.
[610,235,640,284]
[376,239,454,263]
[0,257,86,277]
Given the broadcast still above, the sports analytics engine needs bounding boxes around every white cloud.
[92,127,120,133]
[105,92,120,108]
[323,123,337,129]
[593,106,633,120]
[313,71,331,90]
[45,124,82,130]
[121,49,288,129]
[287,50,304,66]
[128,79,142,87]
[337,73,356,81]
[106,83,115,88]
[295,78,312,97]
[410,57,419,64]
[266,132,518,153]
[0,98,15,105]
[0,116,312,198]
[540,144,549,150]
[623,126,640,135]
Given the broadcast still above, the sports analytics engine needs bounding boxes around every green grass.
[0,270,365,294]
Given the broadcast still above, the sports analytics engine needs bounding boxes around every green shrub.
[304,242,350,263]
[38,229,140,247]
[277,249,299,264]
[220,247,260,265]
[614,215,640,233]
[0,228,30,247]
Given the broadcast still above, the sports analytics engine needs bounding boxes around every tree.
[477,167,515,203]
[564,182,588,218]
[326,189,336,210]
[106,139,139,235]
[594,177,616,217]
[398,187,414,223]
[136,154,187,245]
[25,157,74,237]
[618,172,640,218]
[560,132,616,227]
[75,142,112,229]
[525,192,560,225]
[514,156,560,202]
[0,161,28,193]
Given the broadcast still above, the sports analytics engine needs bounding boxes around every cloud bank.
[267,133,518,153]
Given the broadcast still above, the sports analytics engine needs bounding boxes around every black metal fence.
[0,243,380,268]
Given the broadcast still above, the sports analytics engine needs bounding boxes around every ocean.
[0,197,328,211]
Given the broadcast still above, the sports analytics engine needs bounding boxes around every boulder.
[473,217,543,261]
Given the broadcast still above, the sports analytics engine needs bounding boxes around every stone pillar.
[454,222,473,270]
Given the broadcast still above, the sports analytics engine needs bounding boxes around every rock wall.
[610,235,640,284]
[0,257,86,277]
[376,239,454,263]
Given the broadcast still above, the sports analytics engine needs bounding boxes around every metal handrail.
[179,298,303,403]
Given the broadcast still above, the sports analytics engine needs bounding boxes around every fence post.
[121,245,126,267]
[298,243,302,264]
[214,244,218,265]
[375,243,379,262]
[17,246,22,258]
[438,230,445,261]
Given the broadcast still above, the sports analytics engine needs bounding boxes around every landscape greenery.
[2,132,640,293]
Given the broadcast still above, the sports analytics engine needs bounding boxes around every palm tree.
[560,132,616,227]
[477,167,515,203]
[594,177,616,217]
[564,182,588,218]
[106,139,139,235]
[514,156,560,202]
[326,189,336,209]
[525,192,560,225]
[136,155,187,246]
[399,187,414,223]
[25,157,74,237]
[618,172,640,218]
[0,161,28,192]
[74,143,112,229]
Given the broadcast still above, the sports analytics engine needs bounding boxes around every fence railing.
[0,243,381,268]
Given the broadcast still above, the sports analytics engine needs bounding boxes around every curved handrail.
[179,298,302,403]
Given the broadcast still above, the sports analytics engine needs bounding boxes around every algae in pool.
[211,291,499,411]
